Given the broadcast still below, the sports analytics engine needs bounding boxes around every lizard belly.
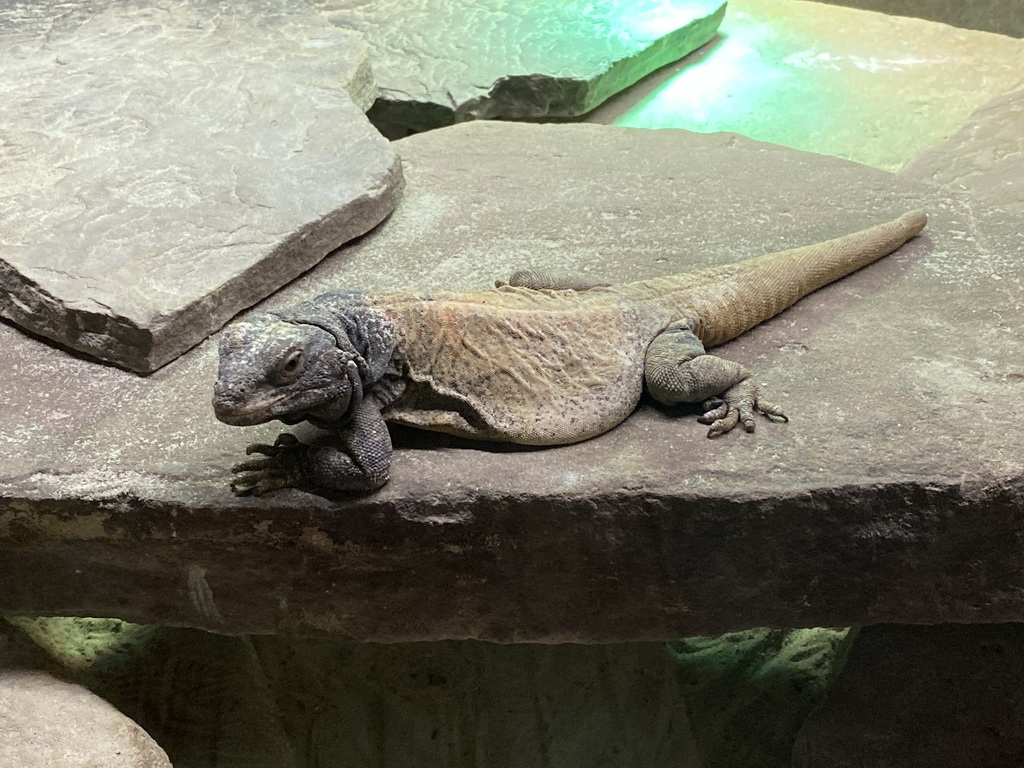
[375,289,648,446]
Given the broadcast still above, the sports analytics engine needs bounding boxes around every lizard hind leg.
[644,321,787,437]
[495,269,611,291]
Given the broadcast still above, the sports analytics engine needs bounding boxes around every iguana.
[213,210,927,495]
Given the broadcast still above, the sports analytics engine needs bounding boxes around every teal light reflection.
[615,15,788,132]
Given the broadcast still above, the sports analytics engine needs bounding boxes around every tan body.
[372,210,927,445]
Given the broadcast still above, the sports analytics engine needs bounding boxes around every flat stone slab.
[3,123,1024,641]
[311,0,726,130]
[902,88,1024,214]
[793,624,1024,767]
[0,0,402,372]
[589,0,1024,171]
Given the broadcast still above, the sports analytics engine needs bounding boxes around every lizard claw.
[698,386,788,438]
[230,433,306,496]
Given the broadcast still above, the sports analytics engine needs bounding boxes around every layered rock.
[0,0,402,372]
[2,123,1024,641]
[312,0,726,130]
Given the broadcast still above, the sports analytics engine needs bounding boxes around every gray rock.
[0,0,402,373]
[902,88,1024,214]
[793,624,1024,767]
[312,0,726,130]
[814,0,1024,37]
[2,123,1024,641]
[0,669,170,768]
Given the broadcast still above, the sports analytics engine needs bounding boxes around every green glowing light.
[615,16,792,133]
[620,0,726,41]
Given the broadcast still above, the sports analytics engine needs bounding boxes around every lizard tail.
[636,210,927,347]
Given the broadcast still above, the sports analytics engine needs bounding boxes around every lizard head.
[212,313,359,427]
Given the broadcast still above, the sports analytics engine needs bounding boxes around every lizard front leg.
[231,399,392,495]
[644,321,787,437]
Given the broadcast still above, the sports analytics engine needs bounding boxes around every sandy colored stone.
[2,123,1024,641]
[793,624,1024,767]
[313,0,726,130]
[589,0,1024,171]
[902,88,1024,214]
[0,0,402,372]
[0,669,170,768]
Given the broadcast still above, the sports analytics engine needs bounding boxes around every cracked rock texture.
[312,0,726,130]
[902,88,1024,214]
[2,123,1024,641]
[0,0,402,372]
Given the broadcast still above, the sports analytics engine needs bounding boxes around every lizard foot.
[230,433,308,496]
[698,382,788,438]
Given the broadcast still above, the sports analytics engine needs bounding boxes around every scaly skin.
[213,211,926,495]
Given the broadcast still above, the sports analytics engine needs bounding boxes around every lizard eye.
[273,348,306,384]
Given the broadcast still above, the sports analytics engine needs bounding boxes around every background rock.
[0,0,402,372]
[793,624,1024,767]
[589,0,1024,171]
[815,0,1024,36]
[6,616,849,768]
[313,0,726,130]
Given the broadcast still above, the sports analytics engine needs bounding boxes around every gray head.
[214,313,367,428]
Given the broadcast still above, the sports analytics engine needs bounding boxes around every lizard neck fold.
[271,290,398,390]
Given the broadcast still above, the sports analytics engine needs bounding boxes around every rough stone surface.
[793,624,1024,767]
[0,668,170,768]
[589,0,1024,171]
[902,88,1024,214]
[3,123,1024,641]
[0,0,402,372]
[311,0,726,131]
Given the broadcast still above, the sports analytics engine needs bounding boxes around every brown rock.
[0,0,402,372]
[1,123,1024,641]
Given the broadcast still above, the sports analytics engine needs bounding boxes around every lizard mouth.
[213,394,290,426]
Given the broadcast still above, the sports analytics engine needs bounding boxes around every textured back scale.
[371,286,648,445]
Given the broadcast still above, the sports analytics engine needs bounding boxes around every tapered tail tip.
[898,209,928,236]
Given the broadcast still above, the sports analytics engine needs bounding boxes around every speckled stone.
[311,0,726,130]
[0,0,402,372]
[0,669,170,768]
[2,123,1024,641]
[902,88,1024,214]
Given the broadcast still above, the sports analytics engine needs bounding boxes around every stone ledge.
[313,0,726,130]
[3,123,1024,641]
[0,0,402,372]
